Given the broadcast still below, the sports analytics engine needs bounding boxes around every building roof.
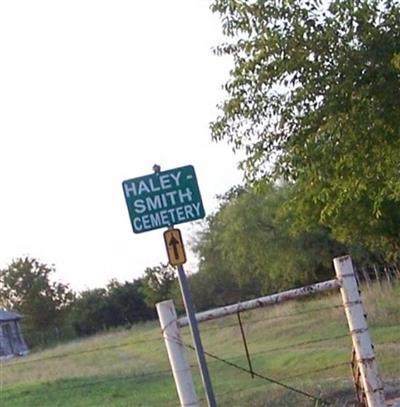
[0,309,22,321]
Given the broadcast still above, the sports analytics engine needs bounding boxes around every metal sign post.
[164,227,216,406]
[176,262,217,407]
[122,165,216,406]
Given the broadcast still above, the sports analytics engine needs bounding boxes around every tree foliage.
[70,279,154,336]
[192,184,351,304]
[140,264,179,308]
[211,0,400,259]
[69,265,180,337]
[0,257,74,343]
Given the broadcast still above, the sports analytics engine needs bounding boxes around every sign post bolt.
[152,164,161,173]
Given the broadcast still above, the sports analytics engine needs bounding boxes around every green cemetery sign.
[122,165,206,233]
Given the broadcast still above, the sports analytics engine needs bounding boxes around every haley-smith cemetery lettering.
[122,166,205,233]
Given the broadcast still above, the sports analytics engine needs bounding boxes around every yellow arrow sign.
[163,228,187,266]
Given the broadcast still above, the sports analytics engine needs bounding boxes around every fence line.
[194,333,350,371]
[178,279,341,327]
[2,303,345,369]
[3,258,396,406]
[3,341,352,407]
[1,335,163,368]
[0,368,175,403]
[0,350,354,406]
[243,333,349,356]
[354,263,400,289]
[160,306,352,406]
[164,333,335,406]
[280,361,351,381]
[191,303,344,334]
[159,256,390,407]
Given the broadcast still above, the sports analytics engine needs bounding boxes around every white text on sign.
[122,166,205,233]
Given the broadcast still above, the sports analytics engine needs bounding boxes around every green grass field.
[1,282,399,406]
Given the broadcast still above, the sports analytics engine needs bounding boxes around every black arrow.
[168,235,180,260]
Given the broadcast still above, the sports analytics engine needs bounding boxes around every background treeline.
[1,183,394,349]
[0,259,177,348]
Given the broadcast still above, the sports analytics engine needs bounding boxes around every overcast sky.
[0,1,243,291]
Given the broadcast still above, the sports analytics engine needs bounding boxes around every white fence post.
[333,255,385,407]
[156,300,200,407]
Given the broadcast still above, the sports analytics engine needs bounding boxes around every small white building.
[0,309,29,359]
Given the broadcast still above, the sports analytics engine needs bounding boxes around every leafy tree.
[190,211,244,310]
[0,257,74,344]
[140,264,179,308]
[69,288,109,336]
[70,279,154,336]
[192,184,368,300]
[106,279,155,324]
[210,0,400,259]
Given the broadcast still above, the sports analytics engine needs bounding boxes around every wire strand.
[165,334,335,406]
[192,304,344,333]
[0,368,174,402]
[280,362,350,381]
[1,336,163,368]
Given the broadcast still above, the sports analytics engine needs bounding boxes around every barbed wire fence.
[0,261,398,406]
[354,262,400,289]
[0,301,353,406]
[158,260,398,407]
[174,301,353,407]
